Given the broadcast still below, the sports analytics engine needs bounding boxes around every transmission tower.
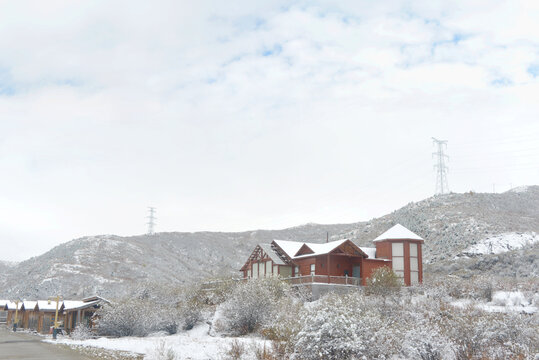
[147,207,156,235]
[432,138,449,195]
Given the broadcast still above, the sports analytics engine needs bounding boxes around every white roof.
[373,224,423,242]
[359,247,376,258]
[0,300,9,307]
[294,239,349,258]
[273,240,304,258]
[63,300,100,310]
[5,301,23,310]
[23,301,37,310]
[37,300,62,311]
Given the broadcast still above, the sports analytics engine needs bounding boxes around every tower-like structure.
[373,224,424,286]
[147,207,156,235]
[432,137,449,195]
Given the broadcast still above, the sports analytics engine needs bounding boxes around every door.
[352,265,361,278]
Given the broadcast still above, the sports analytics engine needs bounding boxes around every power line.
[147,207,156,235]
[432,137,449,195]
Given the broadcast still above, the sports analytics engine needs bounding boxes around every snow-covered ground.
[45,323,268,360]
[451,291,538,314]
[457,232,538,257]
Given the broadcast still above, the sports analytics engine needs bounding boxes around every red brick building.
[241,224,424,286]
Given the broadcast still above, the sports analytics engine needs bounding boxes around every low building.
[21,301,38,330]
[241,223,424,287]
[4,301,23,327]
[36,300,64,334]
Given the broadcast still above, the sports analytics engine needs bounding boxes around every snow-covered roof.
[293,239,349,258]
[373,224,423,242]
[36,300,63,311]
[273,240,304,259]
[0,300,9,308]
[81,295,110,304]
[5,301,23,310]
[63,300,100,311]
[258,244,286,265]
[359,247,376,258]
[22,301,37,310]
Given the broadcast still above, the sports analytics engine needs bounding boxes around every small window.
[294,266,299,277]
[310,264,315,275]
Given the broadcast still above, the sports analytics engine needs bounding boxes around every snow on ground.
[45,323,269,360]
[451,291,537,314]
[457,232,538,257]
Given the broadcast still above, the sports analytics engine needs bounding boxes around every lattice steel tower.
[432,138,449,195]
[147,207,156,235]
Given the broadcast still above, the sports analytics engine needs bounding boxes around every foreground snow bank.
[45,323,268,360]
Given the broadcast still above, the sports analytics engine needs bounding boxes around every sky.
[1,0,538,261]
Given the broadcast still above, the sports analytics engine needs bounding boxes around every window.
[260,261,265,277]
[310,264,316,275]
[410,243,419,284]
[273,265,279,276]
[294,266,299,277]
[247,269,251,278]
[392,242,404,278]
[266,261,272,277]
[252,262,258,278]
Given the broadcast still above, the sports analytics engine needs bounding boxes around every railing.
[282,275,361,286]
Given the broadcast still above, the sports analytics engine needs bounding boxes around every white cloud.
[0,0,538,260]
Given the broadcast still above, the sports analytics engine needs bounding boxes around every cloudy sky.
[1,1,538,261]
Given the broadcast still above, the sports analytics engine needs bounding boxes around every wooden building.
[21,301,39,330]
[36,300,65,334]
[241,224,424,286]
[4,301,22,327]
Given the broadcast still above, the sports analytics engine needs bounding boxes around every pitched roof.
[273,240,304,259]
[36,300,64,312]
[258,244,286,265]
[63,300,100,310]
[293,239,348,258]
[275,239,368,259]
[373,224,423,242]
[359,247,376,258]
[22,301,37,311]
[5,301,22,310]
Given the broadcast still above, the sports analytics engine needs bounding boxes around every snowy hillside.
[1,186,538,299]
[458,232,538,257]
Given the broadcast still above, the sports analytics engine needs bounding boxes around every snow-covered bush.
[294,293,398,360]
[260,298,302,357]
[70,323,93,340]
[219,278,290,335]
[365,266,401,297]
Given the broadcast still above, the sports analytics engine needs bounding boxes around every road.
[0,327,92,360]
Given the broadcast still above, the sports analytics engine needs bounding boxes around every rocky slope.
[1,186,537,299]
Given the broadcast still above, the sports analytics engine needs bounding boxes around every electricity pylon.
[147,207,156,235]
[432,138,449,195]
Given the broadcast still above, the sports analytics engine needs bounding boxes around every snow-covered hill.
[457,232,538,257]
[1,186,538,299]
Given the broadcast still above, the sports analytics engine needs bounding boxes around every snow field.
[47,323,268,360]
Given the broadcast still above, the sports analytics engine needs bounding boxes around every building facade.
[241,224,424,286]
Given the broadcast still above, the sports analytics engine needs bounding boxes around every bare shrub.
[148,339,177,360]
[224,339,245,360]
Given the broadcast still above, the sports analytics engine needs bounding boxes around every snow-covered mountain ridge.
[1,186,538,299]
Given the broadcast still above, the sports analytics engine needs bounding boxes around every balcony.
[281,275,361,286]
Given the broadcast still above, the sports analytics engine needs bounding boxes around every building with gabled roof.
[240,223,424,287]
